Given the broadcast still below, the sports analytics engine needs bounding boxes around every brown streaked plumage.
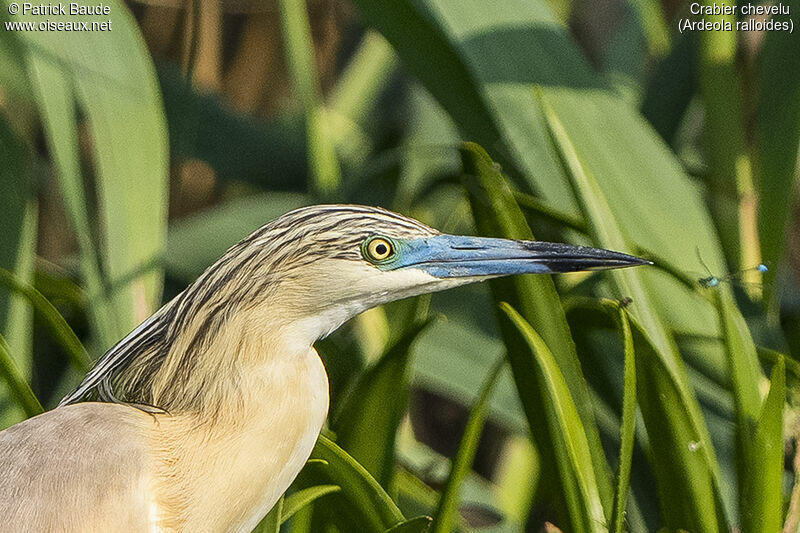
[0,205,649,532]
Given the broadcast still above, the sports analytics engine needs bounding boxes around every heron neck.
[145,304,316,415]
[149,346,329,531]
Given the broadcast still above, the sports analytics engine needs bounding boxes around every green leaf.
[0,334,43,418]
[753,0,800,308]
[565,300,665,530]
[25,57,118,349]
[499,304,606,533]
[287,505,313,533]
[513,190,586,234]
[696,4,751,269]
[394,85,460,212]
[0,268,90,372]
[306,435,405,531]
[12,0,169,345]
[281,485,341,524]
[639,319,731,531]
[278,0,341,197]
[0,26,31,99]
[717,291,782,533]
[460,142,613,527]
[746,358,785,533]
[431,355,504,533]
[717,290,763,421]
[78,8,169,333]
[757,346,800,387]
[611,304,636,533]
[0,114,36,427]
[393,468,440,524]
[538,92,728,531]
[384,516,432,533]
[334,319,433,489]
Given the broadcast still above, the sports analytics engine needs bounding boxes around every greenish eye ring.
[363,236,395,262]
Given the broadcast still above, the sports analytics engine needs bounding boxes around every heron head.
[254,205,649,341]
[59,204,651,408]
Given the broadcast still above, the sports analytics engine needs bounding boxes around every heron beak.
[396,235,651,279]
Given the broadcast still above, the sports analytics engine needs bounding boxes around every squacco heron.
[0,205,648,532]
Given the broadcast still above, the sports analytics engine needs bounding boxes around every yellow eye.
[365,238,394,261]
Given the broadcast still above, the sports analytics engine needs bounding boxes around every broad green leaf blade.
[460,142,613,525]
[278,0,341,197]
[307,435,405,531]
[745,359,785,533]
[713,292,767,533]
[384,516,433,533]
[753,0,800,307]
[432,356,504,533]
[0,268,90,372]
[611,304,636,533]
[281,485,341,524]
[538,92,727,531]
[563,299,651,533]
[10,0,169,340]
[627,313,726,532]
[538,84,681,405]
[334,319,433,489]
[500,304,606,533]
[0,115,36,427]
[718,290,782,533]
[717,289,763,421]
[0,334,43,418]
[395,468,440,519]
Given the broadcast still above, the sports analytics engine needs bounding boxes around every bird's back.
[0,403,154,532]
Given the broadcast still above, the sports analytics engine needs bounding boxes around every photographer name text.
[16,3,109,16]
[5,2,113,32]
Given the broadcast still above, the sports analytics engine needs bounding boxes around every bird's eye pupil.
[364,237,394,262]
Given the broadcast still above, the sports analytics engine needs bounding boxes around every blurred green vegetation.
[1,0,799,531]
